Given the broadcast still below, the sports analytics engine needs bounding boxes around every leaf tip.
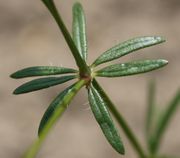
[73,1,82,7]
[10,72,18,79]
[118,145,125,155]
[164,59,168,64]
[38,128,42,137]
[156,59,168,68]
[13,89,20,95]
[154,36,166,43]
[73,1,83,13]
[13,86,25,95]
[161,59,168,66]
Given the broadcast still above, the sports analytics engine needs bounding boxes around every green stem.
[23,80,86,158]
[109,103,147,158]
[93,79,146,158]
[146,81,156,148]
[41,0,90,75]
[149,89,180,154]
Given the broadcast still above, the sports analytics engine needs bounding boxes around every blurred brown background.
[0,0,180,158]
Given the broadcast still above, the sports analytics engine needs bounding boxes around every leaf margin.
[72,2,88,61]
[95,59,168,77]
[10,66,78,79]
[88,82,125,154]
[13,75,77,94]
[92,36,165,67]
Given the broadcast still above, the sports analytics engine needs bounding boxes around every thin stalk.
[146,81,156,147]
[146,81,155,135]
[149,89,180,154]
[23,80,86,158]
[109,103,147,158]
[93,79,146,158]
[41,0,90,75]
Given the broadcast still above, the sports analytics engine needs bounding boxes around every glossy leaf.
[72,2,88,61]
[24,80,86,158]
[92,36,165,66]
[13,75,76,94]
[10,66,77,79]
[91,79,146,158]
[149,89,180,154]
[42,0,89,74]
[88,82,125,154]
[38,83,75,135]
[96,59,168,77]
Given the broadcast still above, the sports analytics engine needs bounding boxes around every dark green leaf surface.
[92,36,165,66]
[72,2,88,61]
[92,80,146,158]
[38,83,75,135]
[10,66,77,79]
[96,59,168,77]
[149,89,180,154]
[13,75,76,94]
[24,80,86,158]
[42,0,89,75]
[88,83,125,154]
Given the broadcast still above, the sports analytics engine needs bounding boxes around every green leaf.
[88,82,125,154]
[91,79,146,158]
[92,36,165,67]
[10,66,77,79]
[24,80,86,158]
[13,75,76,94]
[38,83,75,135]
[72,2,88,61]
[96,59,168,77]
[42,0,89,75]
[149,89,180,154]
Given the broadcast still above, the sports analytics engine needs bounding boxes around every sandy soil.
[0,0,180,158]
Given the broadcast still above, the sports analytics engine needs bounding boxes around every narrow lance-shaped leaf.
[149,89,180,154]
[38,83,75,135]
[92,36,165,67]
[24,80,86,158]
[13,75,76,94]
[96,59,168,77]
[41,0,89,74]
[88,82,125,154]
[10,66,77,79]
[91,79,146,158]
[72,2,88,61]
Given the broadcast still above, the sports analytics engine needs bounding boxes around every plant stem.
[41,0,90,75]
[23,80,86,158]
[149,89,180,154]
[109,102,147,158]
[146,81,155,135]
[146,81,156,150]
[93,79,146,158]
